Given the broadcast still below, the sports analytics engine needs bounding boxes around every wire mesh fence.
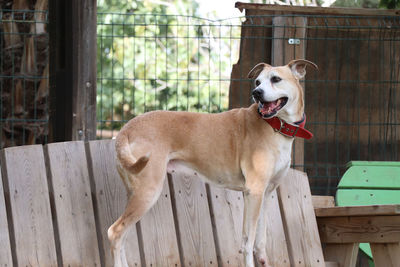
[0,8,48,148]
[97,12,400,195]
[1,7,399,195]
[96,13,243,138]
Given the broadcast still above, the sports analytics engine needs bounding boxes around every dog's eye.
[271,76,282,83]
[255,80,261,86]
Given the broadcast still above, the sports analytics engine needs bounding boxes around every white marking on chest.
[272,138,293,179]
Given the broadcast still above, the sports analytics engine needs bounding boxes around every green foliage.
[379,0,400,8]
[332,0,379,8]
[97,0,240,131]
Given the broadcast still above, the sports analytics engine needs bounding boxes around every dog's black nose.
[252,88,264,100]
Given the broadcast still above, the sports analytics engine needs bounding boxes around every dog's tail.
[116,134,150,174]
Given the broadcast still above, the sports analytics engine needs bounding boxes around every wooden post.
[272,17,307,171]
[49,0,97,142]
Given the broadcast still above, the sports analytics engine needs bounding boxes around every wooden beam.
[317,215,400,243]
[49,0,97,142]
[315,205,400,217]
[235,2,400,16]
[312,196,335,209]
[370,243,400,267]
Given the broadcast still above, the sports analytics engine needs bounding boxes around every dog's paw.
[253,249,271,267]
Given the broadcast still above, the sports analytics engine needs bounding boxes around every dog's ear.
[247,63,270,79]
[288,59,318,80]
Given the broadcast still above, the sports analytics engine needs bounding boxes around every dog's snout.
[252,88,264,99]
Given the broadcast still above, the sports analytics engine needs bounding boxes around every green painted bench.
[336,161,400,265]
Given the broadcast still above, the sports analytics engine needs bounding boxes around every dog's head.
[248,60,318,122]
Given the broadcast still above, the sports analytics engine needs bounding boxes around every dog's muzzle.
[253,89,288,119]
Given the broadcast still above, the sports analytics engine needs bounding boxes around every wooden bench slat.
[88,139,142,267]
[312,196,335,208]
[315,204,400,217]
[139,178,181,267]
[46,141,101,266]
[0,164,13,266]
[277,169,325,266]
[208,186,244,267]
[339,164,400,189]
[170,173,218,266]
[263,190,290,267]
[1,145,57,266]
[336,189,400,206]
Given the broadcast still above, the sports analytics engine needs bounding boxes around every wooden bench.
[0,140,399,267]
[334,161,400,265]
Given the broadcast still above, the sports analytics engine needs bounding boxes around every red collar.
[262,114,313,140]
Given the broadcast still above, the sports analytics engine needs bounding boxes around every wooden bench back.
[0,140,325,267]
[337,161,400,206]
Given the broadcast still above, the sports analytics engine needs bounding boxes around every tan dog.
[108,60,317,267]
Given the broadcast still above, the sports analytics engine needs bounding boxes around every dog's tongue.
[261,99,281,114]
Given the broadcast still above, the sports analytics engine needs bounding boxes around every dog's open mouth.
[258,97,288,118]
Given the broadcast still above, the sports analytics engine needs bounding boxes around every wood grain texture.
[0,164,13,266]
[272,16,307,172]
[277,169,325,266]
[208,186,244,267]
[312,196,335,208]
[317,215,400,243]
[2,145,57,266]
[315,205,400,217]
[46,141,101,266]
[170,173,217,266]
[323,243,359,267]
[370,243,400,267]
[263,190,290,267]
[87,139,142,267]
[139,178,181,267]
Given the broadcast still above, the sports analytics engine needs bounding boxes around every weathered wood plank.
[277,169,325,266]
[87,139,142,267]
[170,173,217,266]
[323,243,359,267]
[370,242,400,267]
[315,204,400,217]
[208,186,244,267]
[317,215,400,243]
[46,141,101,266]
[228,15,273,109]
[0,164,13,266]
[263,190,290,267]
[1,145,57,266]
[48,0,97,142]
[139,178,181,267]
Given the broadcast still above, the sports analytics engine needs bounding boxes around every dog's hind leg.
[108,156,167,267]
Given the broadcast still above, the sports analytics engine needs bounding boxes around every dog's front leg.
[254,196,269,267]
[254,183,278,267]
[241,190,265,267]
